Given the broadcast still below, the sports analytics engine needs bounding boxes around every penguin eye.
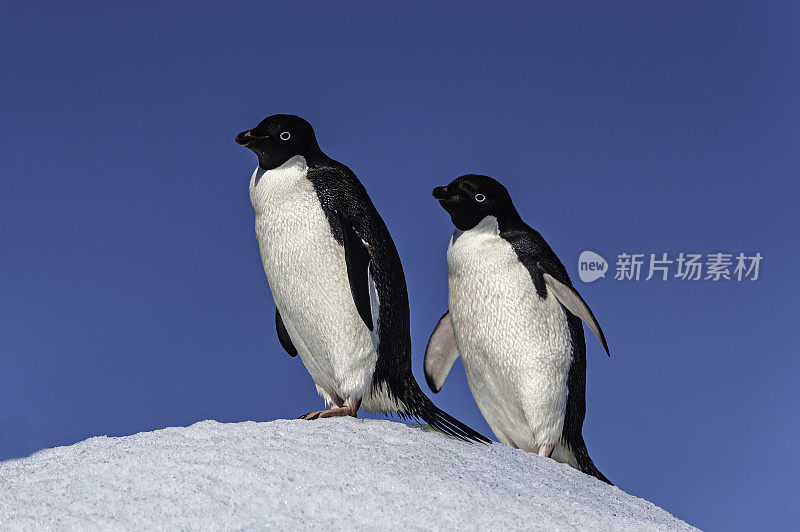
[474,193,486,203]
[279,131,291,141]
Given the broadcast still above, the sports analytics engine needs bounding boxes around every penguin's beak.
[433,185,462,214]
[235,130,254,146]
[432,186,449,200]
[236,130,269,146]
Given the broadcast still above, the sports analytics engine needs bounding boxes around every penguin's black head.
[433,174,519,231]
[235,114,323,170]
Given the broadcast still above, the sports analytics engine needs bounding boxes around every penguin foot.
[537,444,554,458]
[298,407,354,420]
[298,399,361,420]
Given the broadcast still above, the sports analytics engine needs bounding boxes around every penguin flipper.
[339,217,374,332]
[275,308,297,357]
[542,272,610,356]
[424,311,460,393]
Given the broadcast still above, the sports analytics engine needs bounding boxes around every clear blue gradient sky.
[1,2,797,529]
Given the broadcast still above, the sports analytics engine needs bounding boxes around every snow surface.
[0,419,695,530]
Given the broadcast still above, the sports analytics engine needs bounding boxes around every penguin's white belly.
[249,157,377,406]
[446,217,572,451]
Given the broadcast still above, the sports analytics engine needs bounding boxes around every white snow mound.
[0,419,695,530]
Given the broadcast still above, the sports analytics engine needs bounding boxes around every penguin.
[235,114,489,443]
[424,174,611,482]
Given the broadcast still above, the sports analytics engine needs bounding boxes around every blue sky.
[1,2,797,529]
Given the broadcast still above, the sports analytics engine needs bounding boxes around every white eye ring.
[279,131,291,141]
[475,193,486,203]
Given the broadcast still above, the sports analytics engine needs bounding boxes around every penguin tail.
[578,457,612,485]
[563,437,612,485]
[397,382,492,444]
